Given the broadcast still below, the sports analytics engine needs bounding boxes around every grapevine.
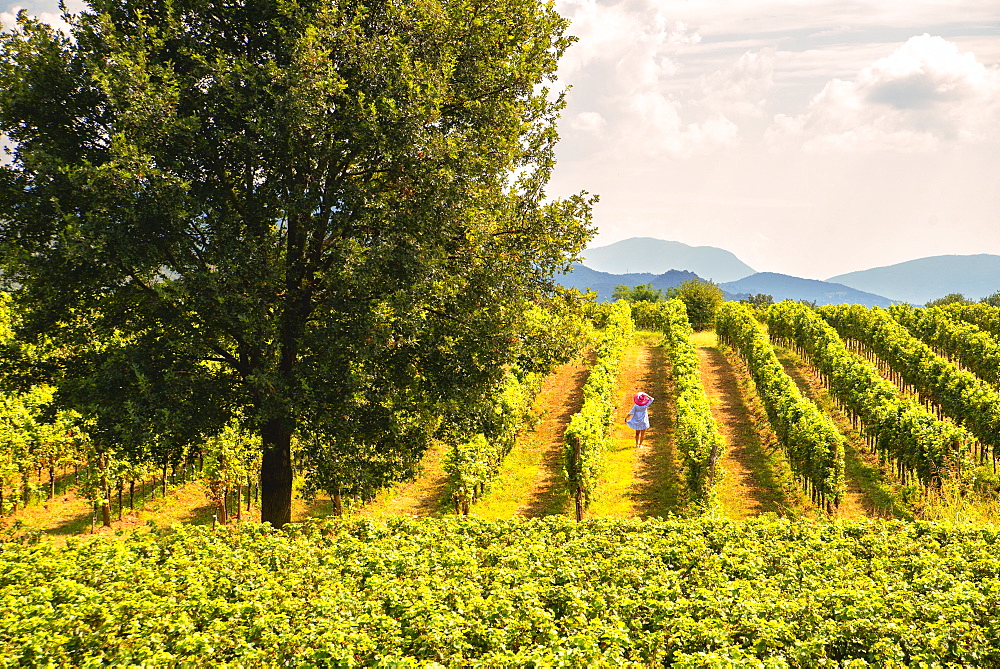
[820,304,1000,464]
[639,300,725,502]
[716,301,845,509]
[890,304,1000,387]
[768,301,970,488]
[3,517,1000,665]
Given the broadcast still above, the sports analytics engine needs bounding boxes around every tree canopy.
[926,294,972,308]
[979,292,1000,307]
[668,280,724,331]
[611,283,665,303]
[740,293,774,307]
[0,0,594,526]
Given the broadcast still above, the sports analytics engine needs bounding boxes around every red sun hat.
[633,392,651,406]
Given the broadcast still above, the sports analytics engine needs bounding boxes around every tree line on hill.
[612,279,779,331]
[926,292,1000,308]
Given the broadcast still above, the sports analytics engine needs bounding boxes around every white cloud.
[609,71,746,156]
[569,111,607,133]
[612,92,738,157]
[768,35,1000,152]
[700,49,776,118]
[556,0,700,81]
[556,0,744,157]
[1,3,76,34]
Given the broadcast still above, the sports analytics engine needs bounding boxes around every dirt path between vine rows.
[589,333,685,518]
[359,441,452,518]
[505,360,591,518]
[631,344,688,518]
[692,332,781,519]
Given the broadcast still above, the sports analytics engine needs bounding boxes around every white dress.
[626,398,654,430]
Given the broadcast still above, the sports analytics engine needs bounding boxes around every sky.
[546,0,1000,278]
[3,1,999,279]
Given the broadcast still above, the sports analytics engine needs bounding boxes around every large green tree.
[0,0,593,526]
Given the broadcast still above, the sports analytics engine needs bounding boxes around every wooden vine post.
[573,436,583,522]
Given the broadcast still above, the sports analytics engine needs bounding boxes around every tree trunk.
[101,484,112,527]
[218,488,228,525]
[49,468,55,500]
[260,418,293,528]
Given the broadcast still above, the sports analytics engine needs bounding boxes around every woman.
[625,392,654,447]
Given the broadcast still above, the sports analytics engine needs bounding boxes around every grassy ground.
[588,331,686,519]
[1,472,338,545]
[629,343,688,518]
[588,332,656,518]
[358,440,453,518]
[693,331,809,519]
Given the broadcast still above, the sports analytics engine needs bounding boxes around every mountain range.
[828,255,1000,305]
[565,238,1000,305]
[580,238,755,283]
[562,265,895,307]
[721,272,895,307]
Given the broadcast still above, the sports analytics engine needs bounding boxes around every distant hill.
[828,255,1000,305]
[559,264,700,301]
[721,273,897,307]
[559,266,896,306]
[582,238,755,283]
